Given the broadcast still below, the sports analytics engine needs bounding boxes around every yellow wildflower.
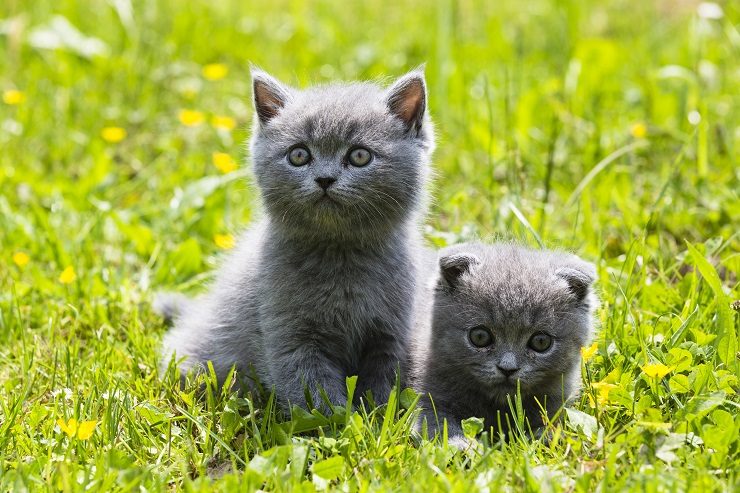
[590,381,617,407]
[212,152,238,173]
[56,418,97,440]
[630,122,648,139]
[214,234,235,250]
[101,126,127,143]
[59,266,77,284]
[202,63,228,81]
[580,343,598,363]
[76,420,98,440]
[13,252,30,268]
[178,109,205,127]
[57,418,77,437]
[211,115,237,131]
[3,89,25,105]
[641,362,673,379]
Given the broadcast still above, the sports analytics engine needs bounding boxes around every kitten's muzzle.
[497,352,520,377]
[315,176,337,190]
[498,367,520,378]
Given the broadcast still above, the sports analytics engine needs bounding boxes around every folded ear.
[439,253,480,291]
[555,263,596,302]
[252,68,291,125]
[386,68,427,136]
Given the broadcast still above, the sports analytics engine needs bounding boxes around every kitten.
[159,68,434,411]
[410,243,597,445]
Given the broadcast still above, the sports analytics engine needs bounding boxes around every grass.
[1,0,739,490]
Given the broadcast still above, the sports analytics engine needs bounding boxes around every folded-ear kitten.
[409,243,598,444]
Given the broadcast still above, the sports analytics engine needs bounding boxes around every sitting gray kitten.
[410,243,597,445]
[159,68,434,411]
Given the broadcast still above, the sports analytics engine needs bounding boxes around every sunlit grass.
[1,0,738,491]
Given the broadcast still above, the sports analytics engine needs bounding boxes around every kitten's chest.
[263,241,413,331]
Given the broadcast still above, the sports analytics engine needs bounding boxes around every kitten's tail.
[153,292,189,324]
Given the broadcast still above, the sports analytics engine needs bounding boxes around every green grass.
[1,0,739,490]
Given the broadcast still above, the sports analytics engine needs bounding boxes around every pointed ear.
[252,68,291,125]
[555,264,596,302]
[439,253,480,291]
[386,68,427,136]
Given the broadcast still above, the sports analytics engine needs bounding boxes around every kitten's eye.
[528,333,552,352]
[288,146,311,166]
[468,326,493,348]
[347,147,373,167]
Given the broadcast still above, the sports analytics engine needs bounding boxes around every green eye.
[468,326,493,348]
[288,146,311,166]
[528,333,552,352]
[347,147,372,167]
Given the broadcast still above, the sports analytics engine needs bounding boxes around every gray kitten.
[159,68,434,411]
[410,243,597,444]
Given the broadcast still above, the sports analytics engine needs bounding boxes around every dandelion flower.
[211,115,237,131]
[580,343,598,362]
[202,63,228,81]
[101,126,127,143]
[212,152,237,173]
[59,266,77,284]
[57,418,78,437]
[178,109,205,127]
[56,418,97,440]
[2,89,25,105]
[590,381,617,407]
[13,252,30,267]
[630,122,647,139]
[76,420,98,440]
[641,362,673,379]
[214,234,235,250]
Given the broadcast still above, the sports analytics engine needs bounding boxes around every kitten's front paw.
[447,433,485,454]
[446,434,474,451]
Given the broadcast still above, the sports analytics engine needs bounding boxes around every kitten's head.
[430,244,597,405]
[248,68,434,238]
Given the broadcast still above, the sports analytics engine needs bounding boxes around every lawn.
[1,0,739,491]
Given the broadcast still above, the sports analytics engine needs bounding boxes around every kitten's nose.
[315,177,336,190]
[498,366,520,378]
[498,352,519,377]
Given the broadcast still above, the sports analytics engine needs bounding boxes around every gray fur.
[410,243,597,443]
[153,292,188,324]
[160,68,434,411]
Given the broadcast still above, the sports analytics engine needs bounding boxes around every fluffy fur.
[159,68,434,411]
[410,243,597,444]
